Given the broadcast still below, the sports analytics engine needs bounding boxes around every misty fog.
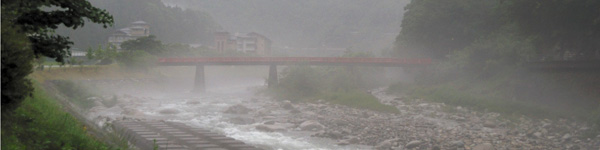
[3,0,600,150]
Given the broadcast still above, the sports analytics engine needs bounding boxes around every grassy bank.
[31,64,156,82]
[1,83,117,149]
[388,71,600,122]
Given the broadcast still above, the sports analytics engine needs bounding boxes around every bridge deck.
[158,57,431,67]
[113,120,261,150]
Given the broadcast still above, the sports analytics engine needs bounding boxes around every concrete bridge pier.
[194,65,205,92]
[268,65,278,88]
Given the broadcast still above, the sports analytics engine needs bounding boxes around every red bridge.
[157,57,432,92]
[158,57,432,67]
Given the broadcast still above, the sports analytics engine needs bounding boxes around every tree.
[502,0,600,60]
[86,47,95,61]
[120,35,164,55]
[394,0,503,59]
[1,0,113,112]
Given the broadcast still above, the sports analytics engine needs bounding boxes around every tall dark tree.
[1,0,113,112]
[120,35,164,55]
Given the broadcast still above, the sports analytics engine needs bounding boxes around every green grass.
[1,83,116,150]
[319,90,400,113]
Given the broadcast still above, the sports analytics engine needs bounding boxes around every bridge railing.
[158,57,432,65]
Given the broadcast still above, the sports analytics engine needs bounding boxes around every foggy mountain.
[162,0,410,53]
[56,0,221,49]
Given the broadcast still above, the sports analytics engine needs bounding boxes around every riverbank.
[241,88,600,149]
[2,65,157,149]
[1,82,123,149]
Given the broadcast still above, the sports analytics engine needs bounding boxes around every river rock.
[533,132,542,138]
[93,100,105,107]
[255,124,286,132]
[450,140,465,148]
[345,136,360,144]
[337,140,350,146]
[123,107,144,116]
[483,120,496,128]
[229,117,255,125]
[562,133,572,141]
[185,100,200,105]
[375,138,398,150]
[405,140,423,149]
[263,120,276,125]
[299,120,325,131]
[281,100,294,110]
[158,108,180,114]
[224,104,253,114]
[472,143,495,150]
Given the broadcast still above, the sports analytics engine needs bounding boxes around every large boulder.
[224,104,253,114]
[299,120,325,131]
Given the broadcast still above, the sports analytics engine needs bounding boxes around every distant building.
[214,32,272,55]
[108,21,150,49]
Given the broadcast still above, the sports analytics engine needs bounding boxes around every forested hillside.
[391,0,600,123]
[396,0,600,62]
[57,0,221,49]
[163,0,410,52]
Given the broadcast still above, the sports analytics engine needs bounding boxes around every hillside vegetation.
[390,0,600,127]
[56,0,221,49]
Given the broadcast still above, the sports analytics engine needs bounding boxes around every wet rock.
[255,124,286,132]
[562,133,572,141]
[451,140,465,148]
[263,120,276,125]
[290,107,301,114]
[405,140,423,149]
[299,120,324,131]
[483,120,497,128]
[93,100,105,107]
[123,107,144,116]
[344,136,360,144]
[533,132,543,138]
[158,108,180,114]
[224,104,253,114]
[229,117,255,125]
[185,101,200,105]
[472,143,495,150]
[337,140,350,146]
[281,100,294,110]
[375,138,398,150]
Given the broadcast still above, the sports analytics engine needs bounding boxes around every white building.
[108,21,150,49]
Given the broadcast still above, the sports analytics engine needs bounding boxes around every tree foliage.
[1,0,113,112]
[503,0,600,59]
[395,0,600,69]
[121,35,163,55]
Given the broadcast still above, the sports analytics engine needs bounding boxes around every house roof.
[131,20,147,25]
